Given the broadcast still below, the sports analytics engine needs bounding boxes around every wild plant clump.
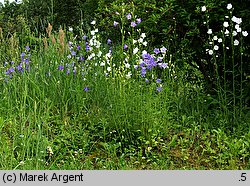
[0,2,249,170]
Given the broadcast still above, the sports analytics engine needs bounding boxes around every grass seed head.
[0,27,3,40]
[46,23,53,38]
[43,37,48,49]
[58,28,65,54]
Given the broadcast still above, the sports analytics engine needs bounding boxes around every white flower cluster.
[103,50,113,75]
[138,33,147,46]
[206,3,248,55]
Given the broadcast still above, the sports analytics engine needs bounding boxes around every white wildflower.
[232,16,242,24]
[234,39,239,46]
[91,20,96,25]
[107,67,112,72]
[69,27,73,32]
[214,45,219,50]
[242,31,248,37]
[97,51,102,57]
[227,3,232,10]
[125,63,130,68]
[237,28,242,33]
[207,29,212,34]
[235,24,240,30]
[223,22,229,28]
[133,47,139,54]
[213,36,218,40]
[47,146,54,155]
[233,31,237,36]
[208,50,213,55]
[138,38,143,43]
[218,38,222,43]
[126,71,132,79]
[201,6,206,12]
[225,29,229,35]
[160,46,167,53]
[106,52,111,59]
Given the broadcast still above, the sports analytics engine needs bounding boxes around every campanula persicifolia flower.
[156,86,162,92]
[160,47,167,53]
[154,48,160,54]
[158,63,168,69]
[24,58,29,65]
[201,6,206,12]
[83,35,87,40]
[156,79,161,83]
[131,22,136,27]
[58,65,64,71]
[16,63,23,73]
[227,3,232,10]
[5,67,15,75]
[4,61,8,67]
[73,67,77,75]
[126,13,132,20]
[26,46,30,51]
[124,44,128,50]
[107,39,112,45]
[141,67,146,77]
[114,21,119,27]
[234,39,239,46]
[207,29,212,34]
[136,18,142,24]
[242,31,248,37]
[79,56,85,61]
[134,65,139,69]
[21,52,25,59]
[66,69,70,75]
[84,87,90,92]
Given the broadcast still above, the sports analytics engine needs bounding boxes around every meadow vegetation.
[0,1,249,169]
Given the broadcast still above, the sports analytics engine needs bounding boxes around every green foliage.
[0,1,25,36]
[96,0,250,108]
